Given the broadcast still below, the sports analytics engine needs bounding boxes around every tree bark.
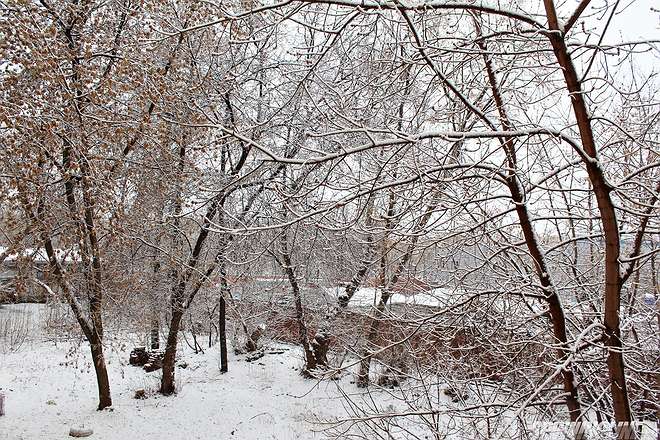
[160,308,183,395]
[89,337,112,410]
[219,296,228,373]
[356,290,391,387]
[21,185,112,410]
[150,316,160,350]
[150,255,161,350]
[279,231,316,373]
[542,0,633,431]
[218,237,230,373]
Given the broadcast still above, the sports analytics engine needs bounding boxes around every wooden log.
[69,427,93,437]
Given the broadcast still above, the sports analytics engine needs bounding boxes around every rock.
[69,427,93,437]
[129,347,166,372]
[266,349,288,354]
[143,361,160,372]
[134,389,146,400]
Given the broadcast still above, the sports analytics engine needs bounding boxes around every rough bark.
[150,316,160,351]
[311,330,330,368]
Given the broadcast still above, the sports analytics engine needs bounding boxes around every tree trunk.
[292,280,316,373]
[471,19,585,427]
[160,309,183,395]
[150,255,161,350]
[511,184,584,429]
[311,330,329,368]
[356,289,391,387]
[291,279,316,372]
[279,231,316,373]
[36,216,114,411]
[218,245,230,372]
[542,2,632,431]
[357,186,441,387]
[219,296,228,373]
[150,315,160,350]
[89,338,112,410]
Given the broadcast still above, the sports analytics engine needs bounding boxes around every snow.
[2,304,657,440]
[0,246,80,264]
[326,285,461,309]
[0,304,355,440]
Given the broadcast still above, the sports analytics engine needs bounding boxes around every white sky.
[604,0,660,43]
[562,0,660,43]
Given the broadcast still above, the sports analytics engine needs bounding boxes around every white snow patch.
[325,286,458,309]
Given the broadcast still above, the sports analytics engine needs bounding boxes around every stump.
[311,330,330,368]
[129,347,149,366]
[246,324,265,352]
[143,350,165,372]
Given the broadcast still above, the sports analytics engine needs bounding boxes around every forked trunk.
[356,291,390,387]
[279,230,316,373]
[290,267,316,373]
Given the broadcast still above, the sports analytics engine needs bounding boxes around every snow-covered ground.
[325,286,458,309]
[0,304,362,440]
[1,304,657,440]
